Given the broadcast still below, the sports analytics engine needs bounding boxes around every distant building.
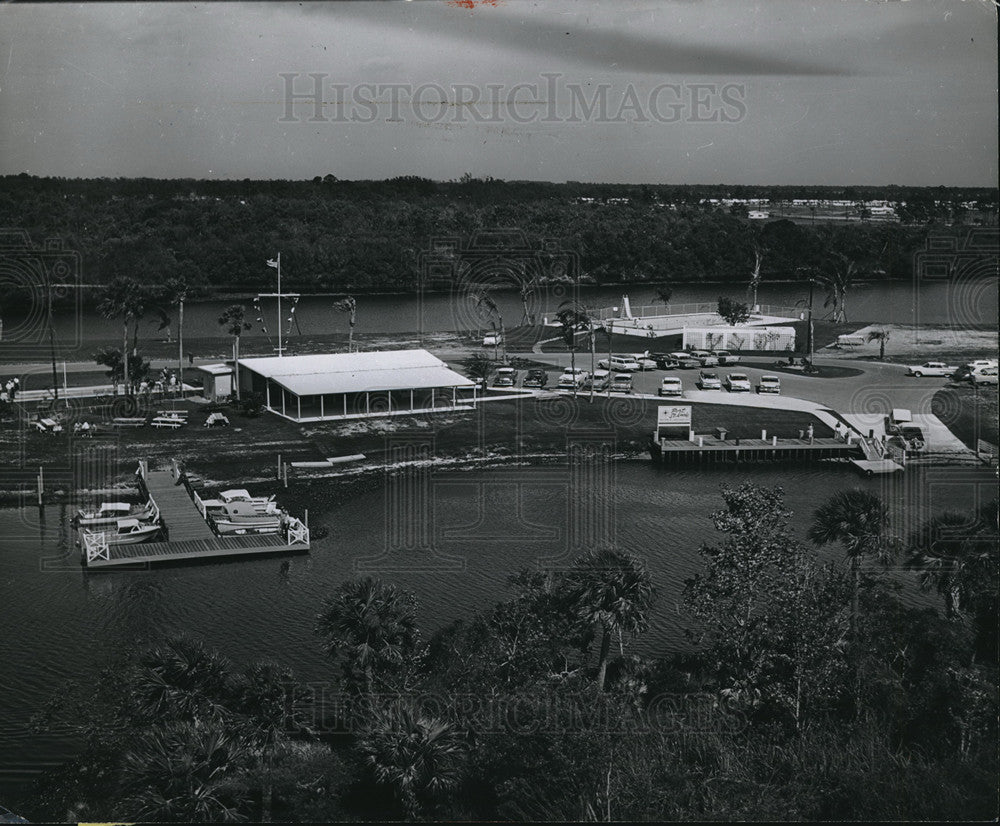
[237,349,476,422]
[748,210,770,220]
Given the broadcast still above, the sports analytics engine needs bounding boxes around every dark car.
[522,369,549,389]
[650,352,679,369]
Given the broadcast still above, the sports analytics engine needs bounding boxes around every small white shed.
[197,363,233,402]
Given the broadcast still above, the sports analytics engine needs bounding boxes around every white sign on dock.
[657,405,692,426]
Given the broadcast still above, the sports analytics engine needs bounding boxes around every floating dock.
[81,462,310,568]
[649,435,861,465]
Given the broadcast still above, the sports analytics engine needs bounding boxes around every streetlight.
[607,307,618,398]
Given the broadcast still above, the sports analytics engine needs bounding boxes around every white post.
[772,435,777,446]
[365,392,370,416]
[343,394,347,416]
[410,388,414,410]
[277,252,282,357]
[698,436,704,447]
[320,395,324,418]
[297,395,301,420]
[63,361,67,392]
[452,386,457,407]
[761,429,767,440]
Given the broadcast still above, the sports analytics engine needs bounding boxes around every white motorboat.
[82,518,162,545]
[74,501,156,528]
[209,501,284,535]
[219,489,277,513]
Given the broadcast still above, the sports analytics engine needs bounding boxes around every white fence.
[597,302,802,321]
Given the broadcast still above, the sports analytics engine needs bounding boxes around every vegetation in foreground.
[23,485,998,822]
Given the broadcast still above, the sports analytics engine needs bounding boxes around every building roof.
[197,363,233,375]
[239,350,475,396]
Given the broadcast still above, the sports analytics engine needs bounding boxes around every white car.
[698,370,722,390]
[715,350,741,365]
[629,353,658,370]
[725,372,751,392]
[610,373,633,393]
[482,332,503,348]
[659,377,683,397]
[583,369,611,390]
[493,367,517,387]
[598,355,641,372]
[757,375,781,394]
[970,365,999,385]
[558,367,590,389]
[906,361,956,377]
[692,351,719,367]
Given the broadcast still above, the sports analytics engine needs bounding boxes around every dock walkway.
[650,435,859,464]
[82,462,310,568]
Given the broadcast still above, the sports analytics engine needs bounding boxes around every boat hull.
[82,527,162,545]
[212,518,283,535]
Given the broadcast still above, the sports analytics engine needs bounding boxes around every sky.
[0,0,997,186]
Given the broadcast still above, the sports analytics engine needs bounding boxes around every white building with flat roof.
[238,349,476,422]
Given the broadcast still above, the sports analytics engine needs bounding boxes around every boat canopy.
[116,518,142,529]
[222,501,259,518]
[100,502,131,513]
[220,489,253,502]
[890,408,913,423]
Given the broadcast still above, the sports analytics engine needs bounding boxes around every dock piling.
[37,467,43,508]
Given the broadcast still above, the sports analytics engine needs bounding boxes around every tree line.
[24,485,998,822]
[1,175,993,299]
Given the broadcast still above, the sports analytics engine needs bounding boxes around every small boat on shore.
[74,501,155,528]
[81,518,162,545]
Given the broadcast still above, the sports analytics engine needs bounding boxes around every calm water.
[0,459,992,797]
[32,279,998,346]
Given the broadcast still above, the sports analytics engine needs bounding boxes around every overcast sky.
[1,0,996,185]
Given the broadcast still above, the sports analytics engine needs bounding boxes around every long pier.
[81,463,310,568]
[649,435,861,465]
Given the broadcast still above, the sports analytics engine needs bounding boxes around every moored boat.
[81,518,162,545]
[219,489,277,513]
[74,501,155,528]
[208,501,285,535]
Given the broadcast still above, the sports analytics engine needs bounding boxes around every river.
[23,279,998,347]
[0,459,992,798]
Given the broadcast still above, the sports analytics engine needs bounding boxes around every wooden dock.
[649,436,861,465]
[82,462,310,568]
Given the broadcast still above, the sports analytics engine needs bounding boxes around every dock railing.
[285,516,310,547]
[82,531,110,564]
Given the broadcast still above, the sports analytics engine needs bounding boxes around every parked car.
[725,372,751,392]
[670,352,701,369]
[598,355,641,372]
[906,361,956,377]
[692,351,719,367]
[493,367,518,388]
[522,368,548,389]
[954,360,999,382]
[610,373,633,393]
[583,369,611,391]
[659,377,683,397]
[650,352,679,369]
[698,370,722,390]
[558,367,590,389]
[969,365,999,385]
[756,375,781,394]
[715,350,742,365]
[630,352,658,370]
[482,332,502,348]
[884,408,912,436]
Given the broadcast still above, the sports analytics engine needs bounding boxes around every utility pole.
[807,277,815,366]
[607,314,615,398]
[178,293,185,396]
[45,269,59,403]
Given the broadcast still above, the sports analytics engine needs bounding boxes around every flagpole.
[277,252,282,357]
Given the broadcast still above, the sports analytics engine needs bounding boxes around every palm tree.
[807,489,894,638]
[359,702,467,819]
[816,253,858,323]
[905,507,998,621]
[655,283,673,309]
[555,303,590,398]
[476,290,504,361]
[133,635,238,724]
[98,276,146,396]
[518,281,535,326]
[333,296,357,352]
[563,549,655,691]
[315,577,420,695]
[748,239,764,310]
[119,720,252,823]
[866,328,891,360]
[218,305,251,400]
[162,276,190,392]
